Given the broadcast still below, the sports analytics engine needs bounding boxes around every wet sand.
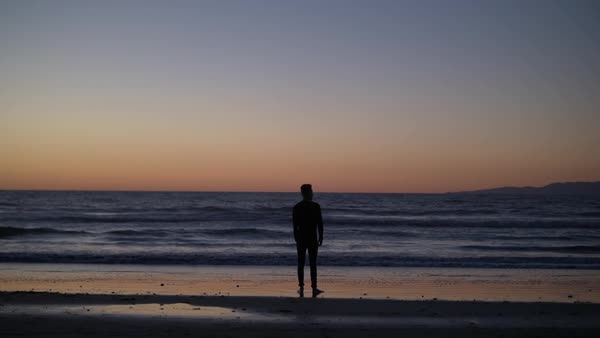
[1,264,600,337]
[1,291,600,337]
[2,263,599,302]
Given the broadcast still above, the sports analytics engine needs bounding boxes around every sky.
[1,0,599,193]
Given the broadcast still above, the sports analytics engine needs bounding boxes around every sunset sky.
[1,0,599,193]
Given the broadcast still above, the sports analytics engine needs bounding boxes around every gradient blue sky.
[1,0,599,192]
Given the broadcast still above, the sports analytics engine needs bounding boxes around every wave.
[103,229,170,237]
[334,229,415,237]
[576,211,600,217]
[100,227,289,239]
[0,226,87,238]
[1,209,278,224]
[461,245,600,254]
[6,215,216,224]
[486,235,577,241]
[325,216,600,228]
[0,252,599,269]
[5,203,600,229]
[104,239,293,248]
[328,208,503,217]
[5,213,597,229]
[200,228,287,238]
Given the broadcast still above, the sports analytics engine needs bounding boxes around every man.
[293,184,324,297]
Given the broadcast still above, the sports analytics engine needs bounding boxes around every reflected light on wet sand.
[2,303,275,321]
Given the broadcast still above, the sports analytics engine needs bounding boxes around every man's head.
[300,184,313,201]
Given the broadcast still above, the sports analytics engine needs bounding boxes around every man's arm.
[317,204,323,246]
[292,206,299,243]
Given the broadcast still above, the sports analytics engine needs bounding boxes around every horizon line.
[1,181,598,195]
[0,188,442,195]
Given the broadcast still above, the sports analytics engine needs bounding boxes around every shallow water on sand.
[1,263,599,303]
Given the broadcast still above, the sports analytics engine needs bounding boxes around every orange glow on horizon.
[3,132,599,193]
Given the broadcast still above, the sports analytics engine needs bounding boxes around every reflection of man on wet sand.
[293,184,324,298]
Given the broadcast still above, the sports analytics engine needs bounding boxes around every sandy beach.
[1,264,600,337]
[2,264,600,302]
[2,291,600,337]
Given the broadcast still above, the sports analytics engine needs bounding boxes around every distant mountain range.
[454,181,600,195]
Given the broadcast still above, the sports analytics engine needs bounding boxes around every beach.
[2,264,600,337]
[2,291,600,338]
[2,191,600,336]
[2,264,600,302]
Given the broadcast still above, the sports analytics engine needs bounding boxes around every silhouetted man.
[293,184,324,297]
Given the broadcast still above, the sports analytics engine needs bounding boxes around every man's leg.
[308,245,318,289]
[296,244,306,288]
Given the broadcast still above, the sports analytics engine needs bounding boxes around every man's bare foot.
[312,288,324,298]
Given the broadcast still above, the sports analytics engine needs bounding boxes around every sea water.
[1,191,599,269]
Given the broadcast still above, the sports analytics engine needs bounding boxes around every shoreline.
[1,263,599,303]
[2,263,600,336]
[2,291,600,337]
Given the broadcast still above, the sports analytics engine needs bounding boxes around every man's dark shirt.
[293,200,323,246]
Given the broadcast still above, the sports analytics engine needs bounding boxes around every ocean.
[1,190,599,269]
